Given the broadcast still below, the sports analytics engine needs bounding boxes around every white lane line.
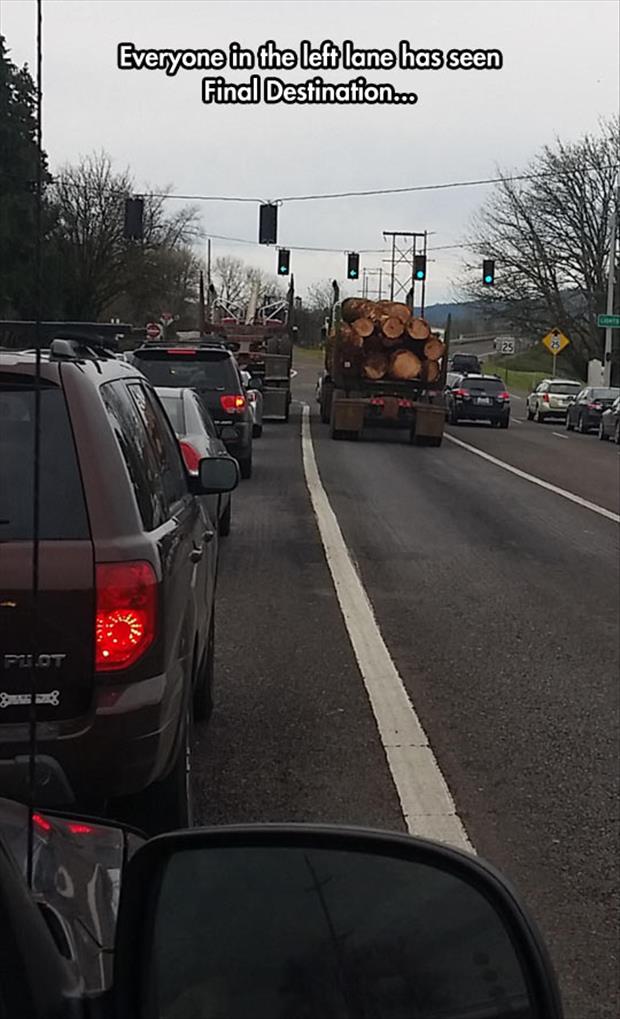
[445,434,620,523]
[552,432,568,440]
[509,393,524,401]
[300,404,473,852]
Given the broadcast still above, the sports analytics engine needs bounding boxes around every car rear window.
[548,382,581,394]
[134,350,240,392]
[158,393,186,434]
[465,378,504,393]
[591,388,619,399]
[0,379,89,541]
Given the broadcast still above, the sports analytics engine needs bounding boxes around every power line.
[7,160,615,207]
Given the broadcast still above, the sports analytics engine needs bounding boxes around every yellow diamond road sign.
[542,328,570,355]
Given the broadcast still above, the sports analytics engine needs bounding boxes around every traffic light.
[347,252,360,279]
[124,196,144,240]
[413,254,426,281]
[482,259,495,286]
[277,249,290,275]
[259,203,278,245]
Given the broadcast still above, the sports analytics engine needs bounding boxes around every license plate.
[476,397,491,405]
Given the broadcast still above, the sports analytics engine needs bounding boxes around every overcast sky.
[2,0,618,303]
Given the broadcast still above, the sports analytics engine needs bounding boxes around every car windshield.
[135,352,240,392]
[2,6,619,1019]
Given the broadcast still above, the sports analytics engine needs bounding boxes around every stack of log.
[332,298,445,385]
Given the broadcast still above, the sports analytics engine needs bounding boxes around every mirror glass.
[248,376,263,391]
[147,846,536,1019]
[198,456,239,493]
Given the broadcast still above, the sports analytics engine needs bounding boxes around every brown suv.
[0,339,238,833]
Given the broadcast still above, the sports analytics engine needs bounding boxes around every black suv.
[0,340,238,834]
[128,343,254,478]
[446,373,511,427]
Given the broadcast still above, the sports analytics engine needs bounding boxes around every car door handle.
[202,529,215,544]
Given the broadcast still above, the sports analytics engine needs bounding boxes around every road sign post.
[542,328,570,378]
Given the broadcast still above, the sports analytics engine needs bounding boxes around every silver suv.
[526,379,582,422]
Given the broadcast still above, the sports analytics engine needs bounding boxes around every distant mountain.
[423,301,484,328]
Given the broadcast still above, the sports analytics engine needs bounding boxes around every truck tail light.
[179,440,201,475]
[220,394,246,413]
[96,562,157,671]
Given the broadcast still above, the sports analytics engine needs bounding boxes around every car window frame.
[127,381,190,516]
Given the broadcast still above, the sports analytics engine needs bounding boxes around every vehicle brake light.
[370,397,384,407]
[32,812,53,834]
[497,391,510,401]
[66,822,95,835]
[179,440,201,475]
[166,348,197,355]
[453,388,470,398]
[96,562,157,671]
[220,394,246,413]
[542,393,550,403]
[588,402,602,410]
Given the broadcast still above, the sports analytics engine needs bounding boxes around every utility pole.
[603,184,619,387]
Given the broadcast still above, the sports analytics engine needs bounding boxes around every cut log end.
[363,353,389,380]
[381,316,405,340]
[351,317,374,338]
[389,350,422,380]
[406,317,432,341]
[424,337,446,361]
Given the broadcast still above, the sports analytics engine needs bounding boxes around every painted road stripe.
[300,404,473,852]
[445,434,620,523]
[552,432,568,440]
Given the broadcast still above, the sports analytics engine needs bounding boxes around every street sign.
[146,321,163,341]
[542,328,570,355]
[161,311,174,325]
[499,339,515,355]
[597,314,620,329]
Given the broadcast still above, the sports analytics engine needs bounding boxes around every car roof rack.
[0,321,133,354]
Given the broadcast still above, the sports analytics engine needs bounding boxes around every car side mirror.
[192,456,239,495]
[248,376,263,392]
[112,825,564,1019]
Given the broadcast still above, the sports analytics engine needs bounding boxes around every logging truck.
[318,298,449,446]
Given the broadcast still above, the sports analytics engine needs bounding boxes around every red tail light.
[542,393,550,403]
[66,822,95,835]
[166,348,197,355]
[179,440,201,475]
[96,562,157,671]
[453,388,470,398]
[220,394,246,413]
[588,402,602,410]
[497,391,510,401]
[32,812,53,834]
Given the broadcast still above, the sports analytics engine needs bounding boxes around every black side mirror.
[113,825,564,1019]
[248,376,263,392]
[192,456,239,495]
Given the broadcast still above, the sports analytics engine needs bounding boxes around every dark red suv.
[0,340,238,833]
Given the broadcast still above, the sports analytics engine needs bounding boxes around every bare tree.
[211,255,283,315]
[49,151,201,319]
[465,118,619,371]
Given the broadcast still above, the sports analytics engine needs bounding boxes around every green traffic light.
[484,274,493,284]
[415,270,425,280]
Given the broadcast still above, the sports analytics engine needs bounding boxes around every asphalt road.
[194,350,620,1019]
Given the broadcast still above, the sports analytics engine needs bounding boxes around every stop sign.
[146,322,162,341]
